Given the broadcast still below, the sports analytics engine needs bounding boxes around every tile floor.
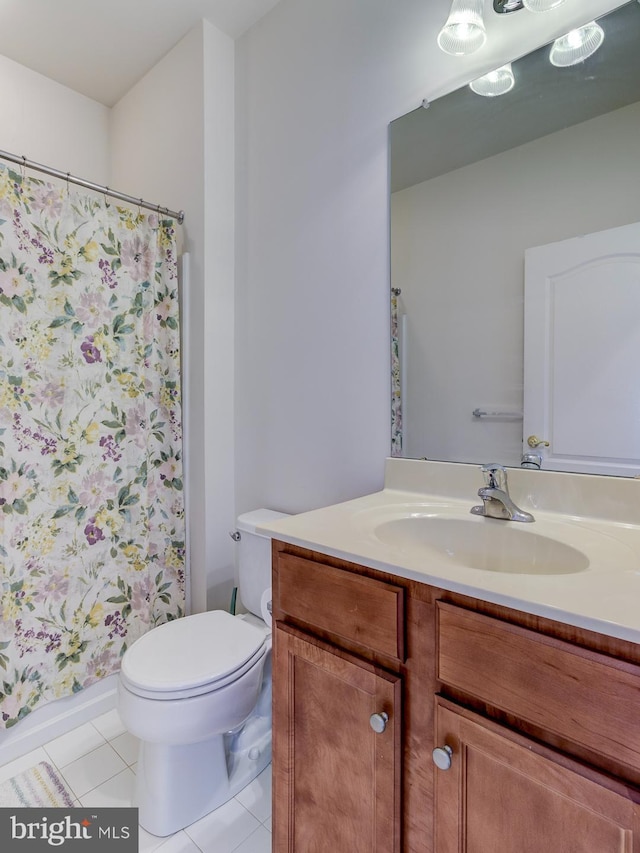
[0,709,272,853]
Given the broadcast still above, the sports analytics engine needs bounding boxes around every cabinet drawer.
[276,553,405,661]
[437,601,640,771]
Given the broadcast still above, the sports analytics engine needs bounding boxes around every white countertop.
[259,458,640,644]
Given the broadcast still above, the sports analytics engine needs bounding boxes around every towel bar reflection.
[472,408,523,420]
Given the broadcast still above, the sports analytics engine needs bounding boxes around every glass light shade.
[522,0,566,12]
[549,22,604,67]
[469,63,515,96]
[437,0,487,56]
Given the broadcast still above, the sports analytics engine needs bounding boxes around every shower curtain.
[0,165,185,728]
[391,289,403,456]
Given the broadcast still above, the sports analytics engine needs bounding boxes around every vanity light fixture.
[437,0,487,56]
[493,0,524,12]
[440,0,569,56]
[469,63,515,96]
[549,21,604,67]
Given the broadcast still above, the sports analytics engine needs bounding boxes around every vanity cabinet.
[272,543,438,853]
[433,699,640,852]
[434,602,640,851]
[273,624,401,852]
[271,542,640,852]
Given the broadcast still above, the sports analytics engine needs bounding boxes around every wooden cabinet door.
[434,699,640,853]
[273,623,402,853]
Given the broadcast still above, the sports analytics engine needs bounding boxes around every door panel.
[273,623,402,853]
[524,221,640,475]
[434,700,640,853]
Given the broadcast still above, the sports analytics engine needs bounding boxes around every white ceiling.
[0,0,283,107]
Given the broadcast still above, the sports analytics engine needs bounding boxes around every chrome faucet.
[471,463,535,523]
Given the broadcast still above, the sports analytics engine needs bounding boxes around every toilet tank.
[236,508,290,617]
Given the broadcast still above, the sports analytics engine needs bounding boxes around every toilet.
[117,508,288,837]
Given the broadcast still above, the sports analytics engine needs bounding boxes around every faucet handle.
[480,463,508,490]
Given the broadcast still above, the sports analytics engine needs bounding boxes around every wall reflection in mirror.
[390,1,640,477]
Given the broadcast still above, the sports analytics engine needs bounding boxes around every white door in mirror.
[524,220,640,477]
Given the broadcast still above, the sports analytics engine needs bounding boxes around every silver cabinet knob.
[432,744,453,770]
[369,712,389,733]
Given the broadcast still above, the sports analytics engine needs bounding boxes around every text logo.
[0,808,138,850]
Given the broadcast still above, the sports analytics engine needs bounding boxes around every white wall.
[234,0,623,516]
[392,102,640,465]
[235,0,395,516]
[110,21,236,613]
[0,53,109,180]
[202,23,236,611]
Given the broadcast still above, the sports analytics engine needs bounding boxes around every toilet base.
[136,716,272,837]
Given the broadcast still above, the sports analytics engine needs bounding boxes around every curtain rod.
[0,149,185,224]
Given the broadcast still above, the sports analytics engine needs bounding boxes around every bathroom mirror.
[390,1,640,475]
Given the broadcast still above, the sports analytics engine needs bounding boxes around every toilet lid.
[121,610,266,694]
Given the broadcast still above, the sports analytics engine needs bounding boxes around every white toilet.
[117,508,288,837]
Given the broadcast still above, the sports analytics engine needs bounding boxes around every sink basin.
[373,515,589,575]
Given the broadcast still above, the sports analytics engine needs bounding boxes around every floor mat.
[0,761,75,807]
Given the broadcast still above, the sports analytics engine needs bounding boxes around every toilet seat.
[120,610,268,700]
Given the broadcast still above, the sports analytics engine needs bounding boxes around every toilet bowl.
[117,508,288,837]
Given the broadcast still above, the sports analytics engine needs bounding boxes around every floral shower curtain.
[391,288,403,456]
[0,165,185,728]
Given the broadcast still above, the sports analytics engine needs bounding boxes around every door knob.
[432,744,453,770]
[369,712,389,733]
[527,435,550,448]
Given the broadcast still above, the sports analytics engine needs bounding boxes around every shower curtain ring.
[66,172,71,197]
[21,155,27,183]
[104,186,110,208]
